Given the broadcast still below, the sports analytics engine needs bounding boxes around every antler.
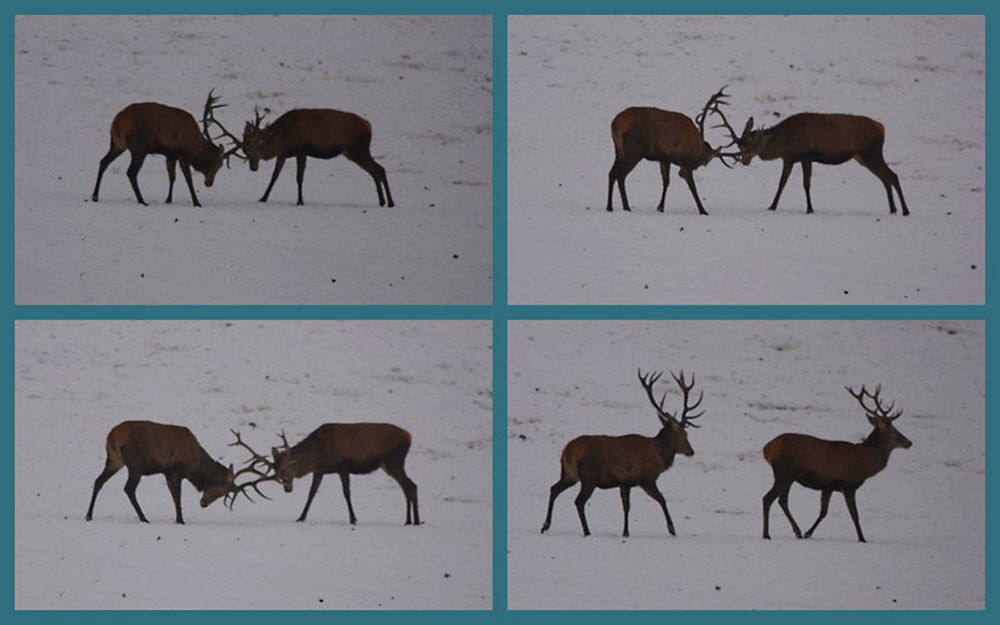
[696,86,742,168]
[202,89,246,165]
[225,429,277,509]
[638,368,672,425]
[846,384,902,421]
[669,371,704,428]
[251,105,271,131]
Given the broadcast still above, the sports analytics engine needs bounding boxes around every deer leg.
[614,155,641,212]
[678,166,708,216]
[620,486,632,537]
[296,472,323,522]
[338,472,357,525]
[165,157,177,204]
[767,159,794,211]
[777,484,803,538]
[178,161,202,207]
[541,477,576,533]
[804,489,832,538]
[858,151,909,216]
[125,150,149,206]
[295,155,307,206]
[801,160,814,214]
[85,457,122,521]
[656,162,671,212]
[843,488,867,543]
[165,472,185,525]
[93,143,125,202]
[259,156,286,203]
[606,158,619,211]
[763,476,799,538]
[574,482,596,536]
[123,468,149,523]
[384,460,419,525]
[346,145,393,207]
[640,482,676,536]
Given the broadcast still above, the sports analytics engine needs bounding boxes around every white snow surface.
[15,320,492,609]
[508,320,983,609]
[508,16,984,304]
[15,15,492,304]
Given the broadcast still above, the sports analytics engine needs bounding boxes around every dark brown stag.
[91,90,240,207]
[723,112,909,215]
[240,107,394,207]
[85,421,237,524]
[606,87,737,215]
[541,370,703,537]
[233,423,419,525]
[762,385,913,542]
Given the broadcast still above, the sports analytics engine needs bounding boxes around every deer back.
[285,422,412,476]
[561,433,670,487]
[111,103,209,157]
[106,420,203,474]
[764,432,886,489]
[612,107,707,164]
[254,109,372,158]
[758,113,885,162]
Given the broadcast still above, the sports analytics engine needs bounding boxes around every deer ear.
[866,413,879,426]
[743,117,754,135]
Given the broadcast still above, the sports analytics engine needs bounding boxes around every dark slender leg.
[606,160,618,211]
[260,157,286,202]
[763,477,799,538]
[166,472,185,524]
[639,482,675,536]
[804,489,832,538]
[126,151,148,206]
[574,483,596,536]
[179,162,201,207]
[679,166,708,216]
[295,155,307,206]
[656,162,671,212]
[620,486,632,537]
[123,469,149,523]
[541,478,576,533]
[614,155,641,212]
[801,160,814,213]
[843,488,867,542]
[338,472,357,525]
[92,142,124,202]
[767,159,794,211]
[777,485,802,538]
[384,461,419,525]
[85,459,121,521]
[165,157,177,203]
[296,472,323,522]
[858,150,909,216]
[347,145,393,207]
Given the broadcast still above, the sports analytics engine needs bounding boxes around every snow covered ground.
[508,16,984,304]
[15,320,492,609]
[508,320,983,609]
[15,15,492,304]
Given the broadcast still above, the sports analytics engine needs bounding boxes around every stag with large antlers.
[722,111,909,215]
[606,87,738,214]
[541,369,704,537]
[762,385,912,542]
[91,89,242,207]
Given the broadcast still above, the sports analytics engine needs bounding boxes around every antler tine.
[202,90,243,151]
[671,371,704,428]
[638,368,672,423]
[229,429,275,471]
[846,384,901,421]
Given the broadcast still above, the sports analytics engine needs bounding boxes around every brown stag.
[85,421,237,524]
[541,370,703,537]
[231,423,419,525]
[240,107,394,207]
[606,87,738,215]
[91,90,241,207]
[723,112,909,215]
[762,385,913,542]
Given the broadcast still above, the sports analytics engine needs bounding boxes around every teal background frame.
[3,0,992,619]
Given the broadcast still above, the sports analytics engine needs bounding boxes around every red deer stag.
[85,421,237,524]
[232,423,419,525]
[762,385,912,542]
[723,112,910,215]
[240,107,394,207]
[606,87,737,215]
[91,90,241,207]
[541,370,703,537]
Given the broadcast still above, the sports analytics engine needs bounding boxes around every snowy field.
[15,15,492,304]
[15,321,492,609]
[508,16,984,305]
[508,320,983,609]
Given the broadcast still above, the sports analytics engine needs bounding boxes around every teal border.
[5,0,992,620]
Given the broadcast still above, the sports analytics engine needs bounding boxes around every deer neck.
[857,429,893,477]
[653,429,678,468]
[188,448,228,492]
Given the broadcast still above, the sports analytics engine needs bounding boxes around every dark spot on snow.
[140,273,145,278]
[518,434,527,440]
[715,585,722,591]
[453,254,459,259]
[157,536,161,541]
[318,598,324,603]
[174,218,179,223]
[444,573,451,578]
[680,227,685,231]
[644,285,649,289]
[331,278,337,283]
[971,265,977,270]
[429,203,435,207]
[843,290,849,295]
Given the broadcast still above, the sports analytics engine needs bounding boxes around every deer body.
[541,370,702,537]
[272,423,418,525]
[735,113,909,215]
[85,420,234,524]
[91,94,231,207]
[242,108,394,207]
[762,386,912,542]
